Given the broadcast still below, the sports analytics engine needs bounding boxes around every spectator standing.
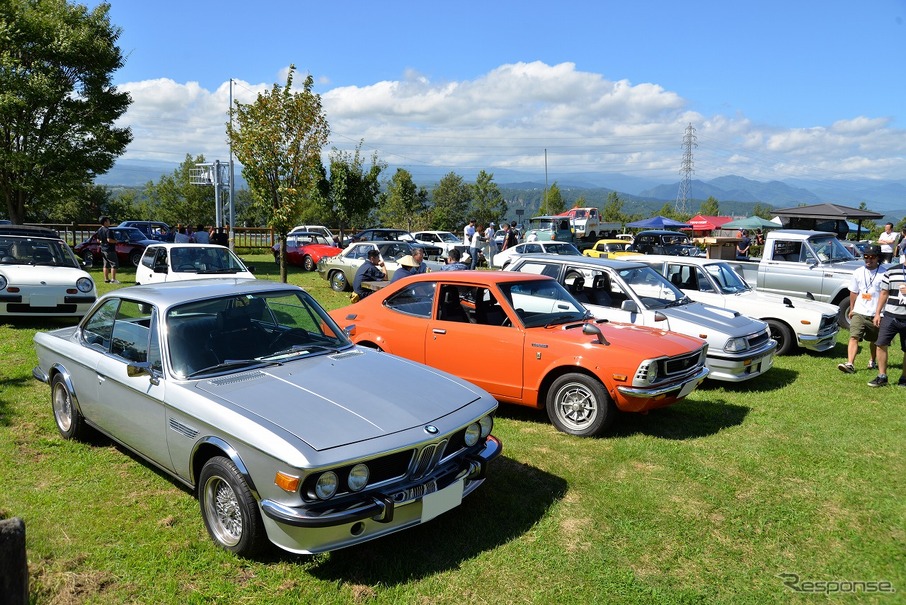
[174,226,190,243]
[97,216,119,284]
[877,222,897,263]
[897,227,906,264]
[869,258,906,386]
[469,223,483,270]
[463,219,476,246]
[484,222,496,267]
[352,248,386,299]
[502,223,518,251]
[736,229,751,260]
[838,244,885,375]
[193,225,209,244]
[441,248,469,271]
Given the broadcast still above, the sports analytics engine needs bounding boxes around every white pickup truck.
[731,230,867,327]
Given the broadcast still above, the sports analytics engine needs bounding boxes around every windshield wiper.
[262,343,340,360]
[665,297,691,307]
[544,314,584,328]
[186,358,282,378]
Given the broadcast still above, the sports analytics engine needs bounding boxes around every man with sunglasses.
[871,250,906,387]
[838,245,884,375]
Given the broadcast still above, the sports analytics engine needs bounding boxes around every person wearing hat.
[736,229,751,260]
[484,221,497,267]
[390,254,420,283]
[352,248,386,299]
[838,243,885,375]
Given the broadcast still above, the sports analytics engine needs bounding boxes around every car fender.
[190,435,259,497]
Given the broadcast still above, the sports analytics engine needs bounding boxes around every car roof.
[635,254,719,265]
[398,271,555,286]
[0,225,61,238]
[101,279,303,310]
[512,253,647,270]
[144,243,235,250]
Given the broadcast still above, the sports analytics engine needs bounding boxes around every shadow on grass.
[610,398,750,440]
[697,366,799,392]
[304,456,567,584]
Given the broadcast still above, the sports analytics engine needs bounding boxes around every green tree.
[699,196,720,216]
[752,202,774,219]
[470,170,507,225]
[429,172,471,231]
[378,168,427,230]
[143,154,215,227]
[538,182,565,215]
[601,192,628,224]
[0,0,132,223]
[228,66,329,282]
[326,141,385,241]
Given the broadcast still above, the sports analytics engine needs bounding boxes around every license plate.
[678,378,700,398]
[421,478,464,522]
[30,295,56,308]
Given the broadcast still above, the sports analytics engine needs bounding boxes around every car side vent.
[168,418,198,439]
[208,371,265,386]
[408,439,448,480]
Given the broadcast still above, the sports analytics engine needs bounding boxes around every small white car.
[289,224,337,245]
[492,241,583,269]
[136,244,255,285]
[0,225,96,317]
[411,230,467,255]
[637,255,840,355]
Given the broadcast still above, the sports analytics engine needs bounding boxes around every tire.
[81,251,94,267]
[51,373,87,440]
[837,298,851,329]
[329,270,348,292]
[766,319,795,356]
[130,250,143,267]
[303,255,315,272]
[272,253,280,265]
[198,456,267,557]
[546,373,616,437]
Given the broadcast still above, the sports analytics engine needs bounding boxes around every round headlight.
[76,277,93,293]
[645,361,659,384]
[347,464,369,492]
[479,415,494,438]
[0,275,7,289]
[464,422,481,447]
[314,471,338,500]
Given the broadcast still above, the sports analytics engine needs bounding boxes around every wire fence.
[32,224,279,251]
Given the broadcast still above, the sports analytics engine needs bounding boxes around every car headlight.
[464,422,482,447]
[724,337,748,353]
[314,471,338,500]
[347,464,369,492]
[479,415,493,438]
[76,277,93,293]
[0,275,6,289]
[642,360,659,383]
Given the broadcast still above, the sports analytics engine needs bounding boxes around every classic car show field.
[1,255,903,604]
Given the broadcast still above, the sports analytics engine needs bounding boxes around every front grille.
[663,349,704,376]
[747,330,771,349]
[409,439,448,480]
[819,314,837,333]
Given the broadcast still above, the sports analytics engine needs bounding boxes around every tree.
[0,1,132,223]
[143,154,215,227]
[470,170,507,225]
[699,196,720,216]
[378,168,427,230]
[601,191,628,224]
[538,182,565,215]
[228,66,329,282]
[752,203,774,219]
[326,141,384,241]
[430,172,471,231]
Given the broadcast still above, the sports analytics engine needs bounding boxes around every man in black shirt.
[97,216,119,284]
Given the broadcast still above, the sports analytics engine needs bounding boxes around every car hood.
[193,347,488,451]
[0,264,92,285]
[658,300,766,336]
[545,320,705,357]
[732,289,838,315]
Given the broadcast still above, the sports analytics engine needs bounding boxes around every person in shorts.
[839,244,884,374]
[97,216,119,284]
[870,256,906,387]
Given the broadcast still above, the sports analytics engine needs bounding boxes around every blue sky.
[93,0,906,183]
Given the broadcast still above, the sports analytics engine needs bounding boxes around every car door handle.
[433,328,446,334]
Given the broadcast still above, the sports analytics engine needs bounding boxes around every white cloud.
[114,62,906,181]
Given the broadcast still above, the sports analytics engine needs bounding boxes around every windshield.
[704,262,750,294]
[436,232,461,243]
[808,236,856,263]
[117,228,148,242]
[169,247,248,274]
[0,236,81,268]
[618,266,686,308]
[166,290,352,378]
[546,243,582,255]
[497,279,587,328]
[530,219,559,231]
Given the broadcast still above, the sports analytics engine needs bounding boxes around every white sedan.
[0,226,96,317]
[491,241,583,269]
[135,243,255,285]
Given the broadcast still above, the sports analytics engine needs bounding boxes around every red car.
[329,271,709,437]
[74,227,158,267]
[273,232,341,271]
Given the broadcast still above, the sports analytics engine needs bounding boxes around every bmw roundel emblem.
[425,425,438,434]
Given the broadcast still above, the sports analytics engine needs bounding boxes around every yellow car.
[583,239,643,259]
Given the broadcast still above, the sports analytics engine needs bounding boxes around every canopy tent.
[721,216,783,231]
[626,215,691,229]
[682,215,734,232]
[772,203,882,239]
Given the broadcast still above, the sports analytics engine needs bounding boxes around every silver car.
[507,255,777,382]
[32,279,500,556]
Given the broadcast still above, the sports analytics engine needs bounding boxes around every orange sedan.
[329,272,709,437]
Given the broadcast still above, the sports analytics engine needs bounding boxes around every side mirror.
[620,300,640,313]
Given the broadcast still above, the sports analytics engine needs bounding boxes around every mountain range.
[98,160,906,220]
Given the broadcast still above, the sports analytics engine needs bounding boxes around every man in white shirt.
[838,244,884,374]
[877,222,898,263]
[484,221,496,267]
[463,219,476,246]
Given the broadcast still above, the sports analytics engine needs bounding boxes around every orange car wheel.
[546,373,616,437]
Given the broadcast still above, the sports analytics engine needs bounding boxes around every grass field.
[1,254,903,604]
